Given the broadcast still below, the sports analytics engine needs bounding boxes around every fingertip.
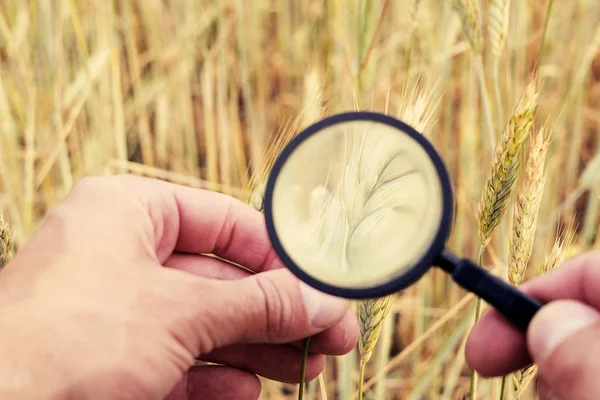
[304,354,326,382]
[299,310,359,356]
[299,282,350,329]
[465,309,531,377]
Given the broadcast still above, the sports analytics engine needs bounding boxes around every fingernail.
[529,300,600,362]
[300,282,349,328]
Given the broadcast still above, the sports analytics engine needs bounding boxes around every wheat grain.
[489,0,510,58]
[508,125,549,285]
[478,80,539,247]
[452,0,483,54]
[0,215,14,269]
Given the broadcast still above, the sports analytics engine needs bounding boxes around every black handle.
[437,250,543,331]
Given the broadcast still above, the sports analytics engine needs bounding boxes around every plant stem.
[474,55,496,153]
[492,57,504,130]
[469,245,486,400]
[358,360,367,400]
[499,375,507,400]
[298,337,312,400]
[536,0,555,84]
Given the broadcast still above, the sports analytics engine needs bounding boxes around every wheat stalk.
[489,0,511,127]
[452,0,496,151]
[508,124,550,286]
[472,80,538,400]
[478,81,539,247]
[0,215,14,269]
[452,0,483,54]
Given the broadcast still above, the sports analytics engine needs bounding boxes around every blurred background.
[0,0,599,399]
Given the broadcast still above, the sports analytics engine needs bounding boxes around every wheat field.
[1,0,599,399]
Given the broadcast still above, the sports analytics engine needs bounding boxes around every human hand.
[0,175,359,400]
[466,251,600,400]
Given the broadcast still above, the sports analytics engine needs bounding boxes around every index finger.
[164,181,282,273]
[466,251,600,376]
[60,175,283,273]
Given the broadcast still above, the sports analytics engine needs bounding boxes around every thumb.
[195,269,350,351]
[528,300,600,400]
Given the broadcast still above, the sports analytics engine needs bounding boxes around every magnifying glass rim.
[263,111,454,299]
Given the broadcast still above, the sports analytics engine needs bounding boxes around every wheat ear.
[505,125,549,397]
[0,215,14,269]
[478,80,539,247]
[489,0,510,58]
[358,295,395,368]
[452,0,483,53]
[540,223,577,275]
[508,124,550,286]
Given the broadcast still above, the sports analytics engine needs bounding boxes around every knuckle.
[255,274,294,341]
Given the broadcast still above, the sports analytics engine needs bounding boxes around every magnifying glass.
[263,111,543,331]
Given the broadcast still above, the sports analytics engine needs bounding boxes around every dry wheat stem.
[489,0,510,129]
[478,81,539,247]
[508,125,549,286]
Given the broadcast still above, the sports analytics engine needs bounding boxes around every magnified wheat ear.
[0,215,14,269]
[478,80,539,247]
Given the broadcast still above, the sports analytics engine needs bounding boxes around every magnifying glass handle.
[437,250,543,331]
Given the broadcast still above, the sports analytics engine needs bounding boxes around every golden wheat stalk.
[472,80,538,400]
[452,0,483,54]
[508,125,550,286]
[478,81,539,247]
[489,0,511,128]
[0,215,14,269]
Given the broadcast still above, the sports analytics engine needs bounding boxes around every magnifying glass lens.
[269,119,445,289]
